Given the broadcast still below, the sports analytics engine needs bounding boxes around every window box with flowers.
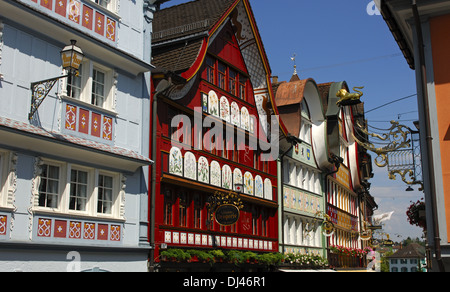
[406,198,426,231]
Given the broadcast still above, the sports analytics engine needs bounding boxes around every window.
[91,68,106,107]
[218,62,226,90]
[67,65,82,100]
[0,150,16,209]
[194,194,202,229]
[206,57,215,84]
[69,169,89,212]
[38,164,60,209]
[252,207,259,236]
[252,216,258,235]
[229,69,237,96]
[97,174,113,214]
[300,99,312,144]
[204,56,248,100]
[179,192,187,227]
[65,59,115,111]
[34,160,123,219]
[94,0,108,8]
[164,190,173,225]
[261,210,268,237]
[91,0,117,12]
[239,75,247,100]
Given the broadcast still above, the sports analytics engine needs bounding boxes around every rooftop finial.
[291,53,297,75]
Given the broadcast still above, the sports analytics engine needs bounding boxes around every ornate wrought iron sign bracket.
[29,74,69,120]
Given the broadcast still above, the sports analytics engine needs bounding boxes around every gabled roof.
[152,0,236,74]
[152,0,236,44]
[151,0,288,136]
[387,243,426,259]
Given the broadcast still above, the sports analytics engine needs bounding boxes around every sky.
[161,0,425,240]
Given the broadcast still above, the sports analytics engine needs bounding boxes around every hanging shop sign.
[215,204,240,226]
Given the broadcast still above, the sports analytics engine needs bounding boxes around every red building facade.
[150,0,284,260]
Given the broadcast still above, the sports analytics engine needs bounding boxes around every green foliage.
[283,253,329,269]
[160,248,327,270]
[160,249,191,262]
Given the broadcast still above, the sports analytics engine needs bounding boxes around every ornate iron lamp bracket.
[29,74,69,120]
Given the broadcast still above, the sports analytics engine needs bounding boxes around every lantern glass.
[60,40,84,73]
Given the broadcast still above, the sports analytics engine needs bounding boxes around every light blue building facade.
[0,0,157,271]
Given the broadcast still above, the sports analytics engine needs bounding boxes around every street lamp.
[60,40,84,74]
[29,40,84,120]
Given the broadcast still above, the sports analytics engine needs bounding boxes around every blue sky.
[161,0,424,240]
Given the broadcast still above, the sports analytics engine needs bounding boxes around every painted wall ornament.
[184,151,197,180]
[169,147,183,176]
[198,156,209,184]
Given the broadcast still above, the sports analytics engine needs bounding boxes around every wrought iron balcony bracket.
[28,74,69,120]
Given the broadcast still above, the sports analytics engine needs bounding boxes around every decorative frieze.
[64,102,114,142]
[28,0,117,42]
[163,230,275,251]
[35,217,123,242]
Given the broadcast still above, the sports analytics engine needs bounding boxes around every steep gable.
[152,0,288,137]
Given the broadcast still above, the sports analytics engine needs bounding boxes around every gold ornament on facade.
[336,86,364,106]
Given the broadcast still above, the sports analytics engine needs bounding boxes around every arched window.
[300,99,312,144]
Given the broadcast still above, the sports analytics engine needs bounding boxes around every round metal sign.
[215,204,240,226]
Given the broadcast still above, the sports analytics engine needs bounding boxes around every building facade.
[150,0,284,269]
[273,75,327,257]
[379,0,450,271]
[0,0,156,271]
[319,81,375,265]
[387,243,426,272]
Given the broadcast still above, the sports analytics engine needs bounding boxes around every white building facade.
[275,77,328,257]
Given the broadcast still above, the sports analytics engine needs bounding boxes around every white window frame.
[95,170,121,219]
[0,150,17,210]
[67,164,94,215]
[63,59,116,112]
[0,151,8,208]
[32,159,124,220]
[38,161,65,211]
[90,0,118,14]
